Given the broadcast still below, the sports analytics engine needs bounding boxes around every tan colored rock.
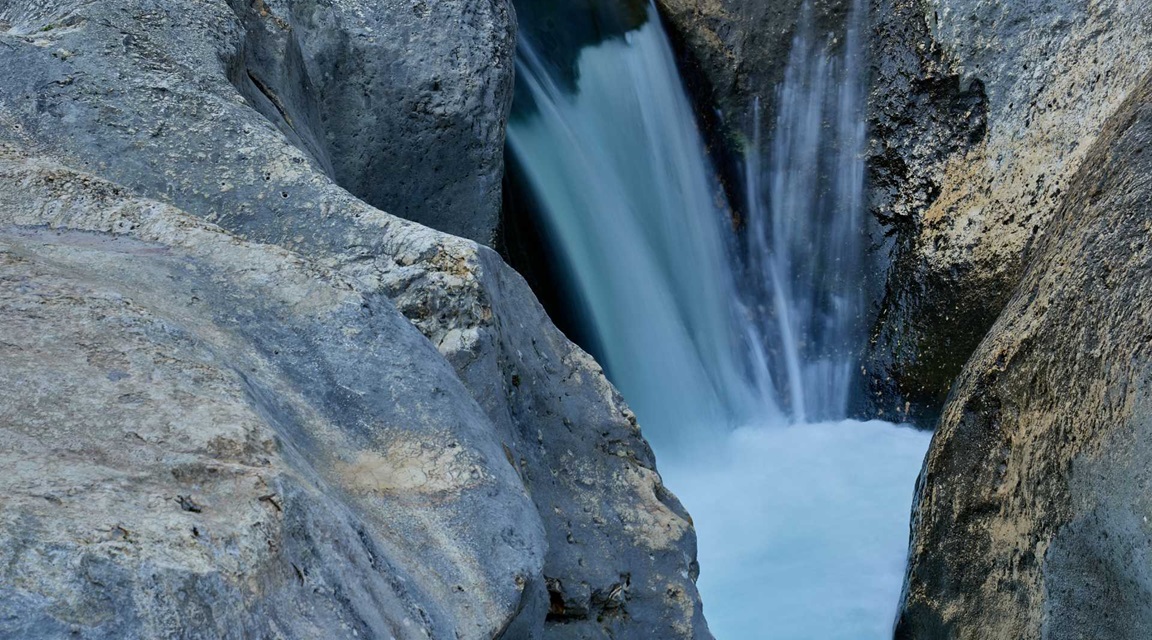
[897,71,1152,639]
[867,0,1152,420]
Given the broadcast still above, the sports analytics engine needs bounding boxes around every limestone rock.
[233,0,516,245]
[0,147,545,639]
[0,0,709,636]
[1,0,513,245]
[864,0,1152,421]
[897,71,1152,638]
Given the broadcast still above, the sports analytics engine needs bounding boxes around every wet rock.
[654,0,847,140]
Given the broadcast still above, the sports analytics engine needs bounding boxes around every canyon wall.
[0,0,710,637]
[866,0,1152,422]
[898,70,1152,639]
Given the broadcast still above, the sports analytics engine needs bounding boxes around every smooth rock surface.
[897,71,1152,639]
[1,0,513,245]
[0,0,710,636]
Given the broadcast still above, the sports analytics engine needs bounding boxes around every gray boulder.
[0,146,545,639]
[1,0,512,245]
[897,71,1152,639]
[232,0,516,245]
[0,0,710,637]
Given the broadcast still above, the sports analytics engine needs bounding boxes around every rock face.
[858,0,989,422]
[864,0,1152,422]
[654,0,847,140]
[3,0,512,246]
[247,0,516,245]
[0,148,545,640]
[897,70,1152,639]
[0,0,710,638]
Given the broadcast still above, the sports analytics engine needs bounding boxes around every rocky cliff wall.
[2,0,512,245]
[865,0,1152,422]
[897,70,1152,639]
[0,0,710,637]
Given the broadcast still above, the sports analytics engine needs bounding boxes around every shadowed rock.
[864,0,1152,422]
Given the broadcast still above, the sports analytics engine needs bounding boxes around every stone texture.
[860,0,990,422]
[864,0,1152,422]
[0,0,710,636]
[0,147,545,639]
[897,71,1152,639]
[1,0,513,246]
[234,0,517,245]
[380,227,708,640]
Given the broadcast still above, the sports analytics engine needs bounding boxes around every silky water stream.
[505,3,932,637]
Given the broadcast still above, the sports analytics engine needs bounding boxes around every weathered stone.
[1,0,513,246]
[860,0,990,422]
[0,147,545,639]
[0,0,710,636]
[897,71,1152,639]
[864,0,1152,422]
[234,0,516,245]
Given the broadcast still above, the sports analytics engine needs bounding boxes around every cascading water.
[508,14,780,449]
[507,1,932,637]
[745,2,868,422]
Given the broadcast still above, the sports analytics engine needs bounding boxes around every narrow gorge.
[1,0,1151,638]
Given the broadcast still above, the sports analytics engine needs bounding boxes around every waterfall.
[506,1,931,637]
[508,9,780,448]
[744,0,869,422]
[509,0,870,432]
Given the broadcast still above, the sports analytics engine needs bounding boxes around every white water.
[661,421,930,639]
[507,3,931,638]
